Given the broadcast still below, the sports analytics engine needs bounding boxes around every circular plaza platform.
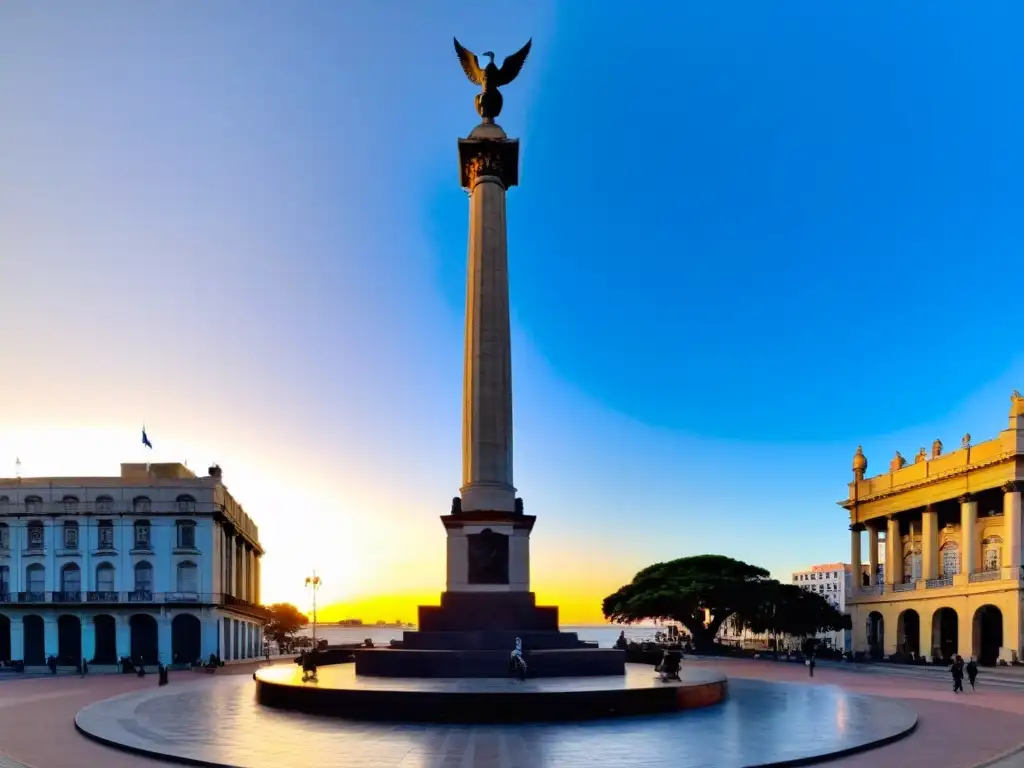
[74,665,918,768]
[253,662,726,721]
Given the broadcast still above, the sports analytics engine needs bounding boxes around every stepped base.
[354,647,624,677]
[418,591,558,632]
[398,630,588,650]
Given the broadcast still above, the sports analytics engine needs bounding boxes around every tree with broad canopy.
[264,603,310,646]
[602,555,771,650]
[603,555,852,651]
[741,580,852,649]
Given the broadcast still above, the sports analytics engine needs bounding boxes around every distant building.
[0,462,266,668]
[791,563,855,651]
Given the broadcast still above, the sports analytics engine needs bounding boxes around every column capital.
[849,523,865,532]
[1002,480,1024,494]
[958,493,976,504]
[459,136,520,190]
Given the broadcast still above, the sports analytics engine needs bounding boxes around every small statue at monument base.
[509,637,527,681]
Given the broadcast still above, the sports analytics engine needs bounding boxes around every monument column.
[458,122,519,514]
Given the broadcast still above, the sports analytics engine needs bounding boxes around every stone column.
[81,616,95,663]
[960,494,977,576]
[885,516,899,586]
[849,525,862,589]
[10,620,24,662]
[1003,481,1023,571]
[158,614,172,665]
[43,617,57,660]
[458,122,519,514]
[922,505,938,580]
[115,616,131,661]
[868,525,879,586]
[254,556,261,605]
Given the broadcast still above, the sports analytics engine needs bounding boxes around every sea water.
[298,624,664,648]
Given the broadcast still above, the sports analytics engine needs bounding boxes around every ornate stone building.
[842,392,1024,664]
[0,462,266,669]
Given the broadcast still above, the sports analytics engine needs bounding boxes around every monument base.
[418,591,558,632]
[351,591,624,677]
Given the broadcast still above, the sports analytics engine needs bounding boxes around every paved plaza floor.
[0,658,1021,767]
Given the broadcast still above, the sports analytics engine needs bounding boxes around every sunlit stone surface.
[76,673,916,767]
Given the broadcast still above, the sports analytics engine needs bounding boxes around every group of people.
[950,656,979,693]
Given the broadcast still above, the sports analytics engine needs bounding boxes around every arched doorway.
[867,612,884,658]
[0,615,10,661]
[932,607,958,662]
[171,614,202,665]
[57,615,81,665]
[22,615,44,665]
[973,605,1003,666]
[896,609,920,656]
[129,614,158,665]
[93,615,117,664]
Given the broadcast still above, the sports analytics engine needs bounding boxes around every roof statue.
[454,38,533,122]
[889,451,906,473]
[852,446,867,479]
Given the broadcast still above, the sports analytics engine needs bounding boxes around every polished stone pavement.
[75,668,917,768]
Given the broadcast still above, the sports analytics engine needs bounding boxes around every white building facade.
[792,562,856,651]
[0,462,266,668]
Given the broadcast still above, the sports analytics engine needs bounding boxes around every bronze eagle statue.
[453,38,532,123]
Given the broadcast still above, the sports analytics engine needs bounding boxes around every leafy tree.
[741,581,851,649]
[265,603,309,646]
[602,555,771,650]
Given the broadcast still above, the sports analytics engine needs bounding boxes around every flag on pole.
[142,427,153,450]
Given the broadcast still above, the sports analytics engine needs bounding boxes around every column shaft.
[849,527,862,589]
[885,516,899,585]
[868,526,879,586]
[460,173,515,513]
[922,505,938,580]
[1005,485,1022,571]
[961,496,977,576]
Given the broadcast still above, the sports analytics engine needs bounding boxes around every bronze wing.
[495,39,533,87]
[454,38,483,86]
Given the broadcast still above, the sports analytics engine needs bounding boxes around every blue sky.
[1,1,1022,619]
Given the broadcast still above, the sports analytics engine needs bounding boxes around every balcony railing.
[969,569,1001,583]
[926,576,954,589]
[893,581,916,592]
[858,584,884,596]
[87,591,119,602]
[0,590,267,615]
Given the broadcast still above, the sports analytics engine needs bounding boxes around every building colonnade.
[0,609,263,667]
[850,482,1023,588]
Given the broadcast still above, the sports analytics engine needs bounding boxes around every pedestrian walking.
[951,654,965,693]
[966,657,979,690]
[807,655,816,678]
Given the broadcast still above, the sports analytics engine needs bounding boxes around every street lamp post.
[304,571,322,646]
